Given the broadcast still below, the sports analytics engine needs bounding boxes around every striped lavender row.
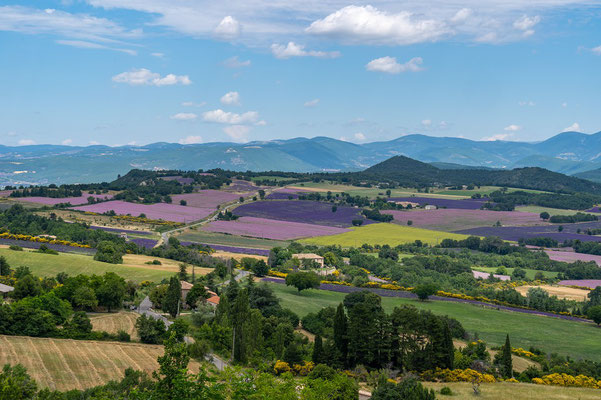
[262,278,590,323]
[558,280,601,288]
[19,193,113,206]
[544,250,601,266]
[90,226,153,235]
[128,238,158,248]
[388,197,489,210]
[0,238,96,255]
[455,224,601,243]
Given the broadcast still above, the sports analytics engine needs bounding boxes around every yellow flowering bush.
[0,232,91,248]
[292,361,314,376]
[268,270,288,278]
[512,347,536,359]
[532,373,601,389]
[421,368,496,384]
[274,360,291,375]
[321,280,352,286]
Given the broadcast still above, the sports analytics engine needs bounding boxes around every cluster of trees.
[440,235,523,255]
[216,210,239,221]
[9,186,83,198]
[548,213,598,223]
[486,190,601,211]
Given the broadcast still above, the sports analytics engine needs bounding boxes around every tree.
[65,311,93,337]
[72,285,98,310]
[511,268,527,280]
[231,289,250,363]
[251,260,269,277]
[258,189,265,199]
[178,264,188,281]
[180,200,187,206]
[413,283,437,301]
[136,314,167,344]
[285,271,321,293]
[0,364,38,400]
[166,318,189,342]
[164,277,182,318]
[371,378,436,400]
[587,305,601,326]
[0,256,11,276]
[539,211,550,220]
[186,284,209,309]
[94,241,124,264]
[149,284,168,309]
[501,334,513,378]
[12,275,41,300]
[312,335,324,364]
[96,272,126,312]
[333,303,348,367]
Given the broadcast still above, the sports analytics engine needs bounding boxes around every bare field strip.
[515,285,590,301]
[0,335,201,391]
[90,312,140,340]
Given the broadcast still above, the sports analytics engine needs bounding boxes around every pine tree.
[163,276,182,318]
[0,256,11,276]
[231,288,250,363]
[502,334,513,378]
[333,303,348,367]
[312,335,324,364]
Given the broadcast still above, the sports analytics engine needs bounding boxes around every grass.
[472,266,559,280]
[0,248,206,283]
[251,175,296,182]
[436,186,549,196]
[89,311,140,341]
[175,229,289,249]
[263,281,601,360]
[422,382,601,400]
[0,334,200,391]
[515,205,584,216]
[300,223,469,247]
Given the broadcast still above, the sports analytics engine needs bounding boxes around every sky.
[1,1,600,147]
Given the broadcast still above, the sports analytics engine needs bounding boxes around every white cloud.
[304,99,320,107]
[220,91,241,106]
[562,102,568,108]
[181,101,206,107]
[271,42,340,59]
[214,16,240,40]
[89,140,100,145]
[179,135,203,144]
[0,5,140,42]
[223,56,251,68]
[151,52,164,58]
[563,122,581,132]
[518,100,536,106]
[56,39,136,55]
[223,125,250,142]
[354,132,366,141]
[422,119,432,126]
[504,124,521,131]
[592,46,601,55]
[202,109,259,124]
[513,15,541,31]
[18,139,36,145]
[112,68,191,86]
[366,56,423,74]
[61,139,73,145]
[482,133,513,141]
[307,5,450,45]
[255,120,267,126]
[170,112,197,120]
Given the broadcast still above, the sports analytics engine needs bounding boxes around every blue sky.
[1,0,600,147]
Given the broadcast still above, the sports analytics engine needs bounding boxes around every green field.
[515,205,584,215]
[175,229,289,249]
[290,182,471,199]
[251,175,296,182]
[473,267,559,280]
[436,186,549,196]
[301,223,469,247]
[263,281,600,360]
[0,248,177,282]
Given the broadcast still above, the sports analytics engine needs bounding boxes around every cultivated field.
[72,200,212,223]
[0,248,211,282]
[422,381,601,400]
[0,335,201,391]
[89,312,140,340]
[472,267,558,280]
[36,209,157,232]
[515,285,591,301]
[263,281,601,360]
[176,228,289,249]
[300,223,469,247]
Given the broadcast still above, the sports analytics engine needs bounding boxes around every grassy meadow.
[514,205,584,216]
[0,248,211,282]
[263,281,601,360]
[300,223,469,247]
[472,266,559,280]
[175,229,289,249]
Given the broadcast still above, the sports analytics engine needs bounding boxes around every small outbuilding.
[0,283,14,297]
[292,253,325,268]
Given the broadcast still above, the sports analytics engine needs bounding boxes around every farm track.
[0,335,200,391]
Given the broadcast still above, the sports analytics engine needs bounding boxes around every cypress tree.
[231,289,250,364]
[333,303,348,366]
[312,335,324,364]
[502,334,513,378]
[163,276,182,318]
[0,256,10,276]
[441,322,454,369]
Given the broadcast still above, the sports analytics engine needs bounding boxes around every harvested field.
[0,335,200,391]
[72,200,212,223]
[515,285,591,301]
[89,312,139,340]
[202,216,350,240]
[171,190,241,209]
[558,280,601,289]
[212,250,268,262]
[422,382,601,400]
[383,209,544,231]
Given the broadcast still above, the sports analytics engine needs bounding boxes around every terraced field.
[300,223,469,247]
[0,335,200,391]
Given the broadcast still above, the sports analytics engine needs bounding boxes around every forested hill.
[361,156,601,195]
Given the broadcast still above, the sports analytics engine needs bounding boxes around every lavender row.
[388,196,489,210]
[455,224,601,243]
[128,238,159,249]
[0,238,96,255]
[90,226,152,235]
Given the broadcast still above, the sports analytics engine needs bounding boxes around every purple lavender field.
[72,200,212,223]
[382,209,543,231]
[171,190,240,209]
[202,216,350,240]
[20,193,113,206]
[90,226,152,235]
[160,176,195,185]
[545,250,601,266]
[0,238,96,255]
[128,238,158,248]
[456,222,601,243]
[388,197,489,210]
[558,280,601,288]
[234,200,369,227]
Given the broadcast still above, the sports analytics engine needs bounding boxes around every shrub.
[8,245,22,251]
[117,330,131,342]
[440,386,453,395]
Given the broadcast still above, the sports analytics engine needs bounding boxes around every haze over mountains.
[2,130,601,186]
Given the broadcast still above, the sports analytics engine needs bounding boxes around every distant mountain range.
[2,130,601,185]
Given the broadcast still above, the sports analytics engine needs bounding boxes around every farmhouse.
[0,283,14,297]
[181,280,194,302]
[292,253,325,267]
[387,200,420,208]
[424,205,437,210]
[181,280,220,308]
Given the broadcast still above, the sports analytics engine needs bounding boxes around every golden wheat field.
[0,335,201,391]
[89,312,140,341]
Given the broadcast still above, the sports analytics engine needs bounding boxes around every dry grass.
[423,381,601,399]
[121,254,213,276]
[515,285,590,301]
[89,312,140,341]
[212,250,267,262]
[0,335,201,391]
[36,209,156,232]
[453,340,537,373]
